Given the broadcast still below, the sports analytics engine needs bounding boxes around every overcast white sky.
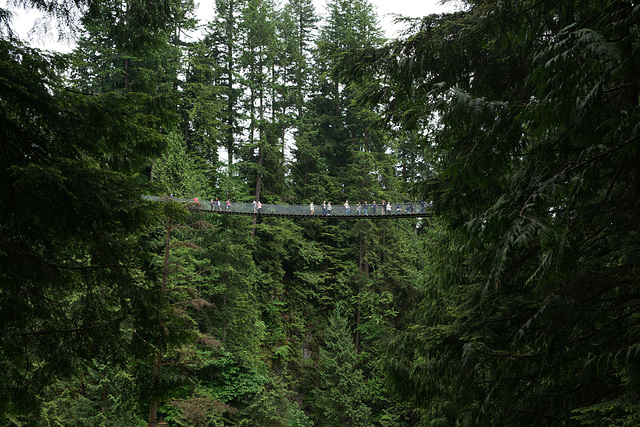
[313,0,459,38]
[2,0,460,51]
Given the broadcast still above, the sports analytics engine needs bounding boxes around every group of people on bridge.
[192,197,231,212]
[182,196,429,216]
[310,200,427,216]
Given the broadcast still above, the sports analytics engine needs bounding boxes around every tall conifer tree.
[205,0,247,173]
[0,2,178,419]
[293,0,387,204]
[238,0,278,202]
[341,0,640,423]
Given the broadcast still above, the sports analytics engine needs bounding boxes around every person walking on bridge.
[310,202,315,215]
[327,202,332,215]
[226,198,231,212]
[407,202,414,214]
[344,200,350,215]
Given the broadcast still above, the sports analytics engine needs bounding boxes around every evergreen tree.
[0,35,168,422]
[72,0,187,95]
[291,0,388,204]
[313,308,371,426]
[237,0,279,202]
[39,364,144,426]
[238,374,312,426]
[153,131,211,198]
[205,0,248,172]
[145,208,218,426]
[280,0,318,119]
[276,0,318,201]
[172,1,225,180]
[342,0,640,423]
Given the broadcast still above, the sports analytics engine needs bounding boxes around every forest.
[1,0,639,425]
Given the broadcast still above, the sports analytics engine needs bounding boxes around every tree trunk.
[124,57,130,91]
[149,216,172,426]
[334,81,340,118]
[355,232,365,352]
[147,351,163,427]
[226,28,235,174]
[162,217,172,293]
[223,221,229,343]
[149,158,155,182]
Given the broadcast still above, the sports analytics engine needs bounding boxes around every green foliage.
[238,375,312,427]
[38,364,146,427]
[344,0,640,424]
[3,1,443,425]
[0,36,167,421]
[201,349,267,403]
[163,387,229,426]
[153,131,211,198]
[313,308,371,426]
[180,39,226,169]
[204,0,248,170]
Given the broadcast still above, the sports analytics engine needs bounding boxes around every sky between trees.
[2,0,460,52]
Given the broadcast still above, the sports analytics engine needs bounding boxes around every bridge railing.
[144,196,428,216]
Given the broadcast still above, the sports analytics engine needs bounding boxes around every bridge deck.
[191,210,427,219]
[146,196,429,219]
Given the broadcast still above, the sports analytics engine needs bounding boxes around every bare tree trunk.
[254,145,264,203]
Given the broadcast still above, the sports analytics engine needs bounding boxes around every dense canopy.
[339,0,640,423]
[1,0,639,425]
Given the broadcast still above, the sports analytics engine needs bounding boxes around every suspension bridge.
[146,196,430,219]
